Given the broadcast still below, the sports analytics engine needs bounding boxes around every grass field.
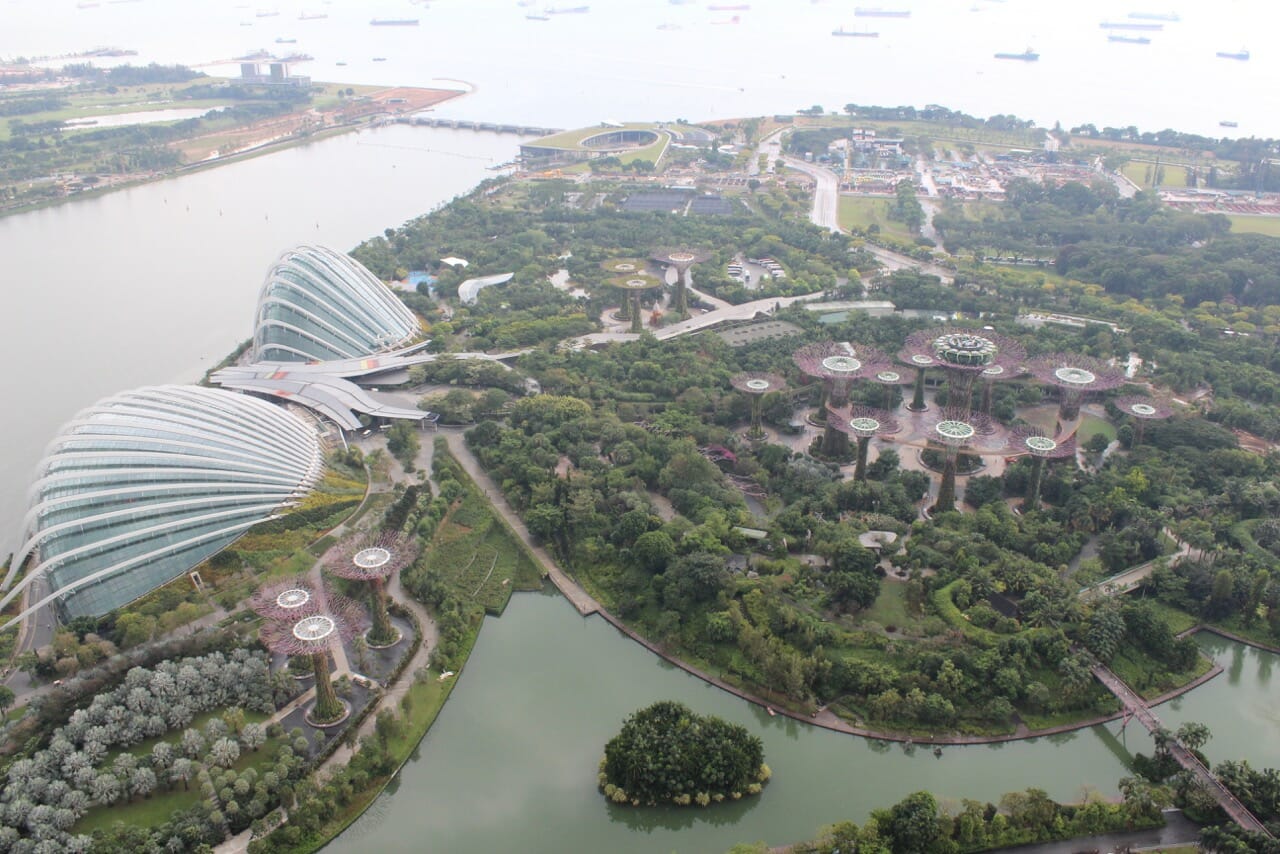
[1108,642,1214,701]
[856,580,923,634]
[1227,215,1280,237]
[1121,161,1190,188]
[837,195,917,241]
[1076,414,1117,447]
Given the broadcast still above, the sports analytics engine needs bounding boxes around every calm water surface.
[329,591,1164,854]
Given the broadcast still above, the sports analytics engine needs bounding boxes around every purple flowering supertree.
[793,341,892,408]
[1027,353,1127,422]
[924,408,1006,514]
[869,367,914,411]
[730,372,787,439]
[1010,425,1077,510]
[254,578,367,724]
[652,248,711,320]
[826,405,902,481]
[1113,395,1175,446]
[324,533,419,647]
[900,328,1026,417]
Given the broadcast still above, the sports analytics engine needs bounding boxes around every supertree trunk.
[829,377,851,408]
[980,380,993,415]
[630,293,643,334]
[675,272,689,319]
[854,437,871,481]
[311,652,343,723]
[951,373,977,419]
[1026,456,1046,511]
[822,424,849,458]
[367,577,395,646]
[750,397,764,438]
[934,449,958,513]
[1059,391,1083,421]
[910,367,927,411]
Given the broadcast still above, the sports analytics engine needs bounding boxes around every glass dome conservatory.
[252,244,421,363]
[1,386,323,621]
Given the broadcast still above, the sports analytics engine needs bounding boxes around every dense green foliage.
[600,701,766,806]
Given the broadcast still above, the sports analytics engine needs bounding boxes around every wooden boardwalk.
[1091,661,1271,836]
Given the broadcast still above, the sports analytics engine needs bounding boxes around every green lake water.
[328,589,1229,854]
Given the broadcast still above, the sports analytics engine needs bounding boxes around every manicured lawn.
[1108,642,1214,701]
[1076,414,1117,446]
[837,196,916,241]
[1227,215,1280,237]
[1140,600,1200,635]
[1121,161,1188,188]
[856,580,921,633]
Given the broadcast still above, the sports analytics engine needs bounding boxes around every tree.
[129,767,157,800]
[241,722,267,752]
[632,530,676,573]
[1176,720,1212,753]
[884,790,942,854]
[0,685,14,720]
[92,772,122,805]
[210,737,241,769]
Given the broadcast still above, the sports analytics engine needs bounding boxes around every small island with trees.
[600,701,769,807]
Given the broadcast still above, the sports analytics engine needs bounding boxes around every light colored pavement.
[569,291,826,348]
[782,155,841,232]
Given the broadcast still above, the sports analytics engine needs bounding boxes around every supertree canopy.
[826,405,902,480]
[652,248,711,320]
[324,532,419,647]
[1027,353,1126,421]
[730,372,787,439]
[869,367,913,411]
[924,408,1006,514]
[1010,425,1077,509]
[901,328,1026,416]
[255,578,367,725]
[1113,394,1176,445]
[793,341,892,408]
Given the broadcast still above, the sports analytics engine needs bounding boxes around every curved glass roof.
[2,386,323,620]
[252,245,420,363]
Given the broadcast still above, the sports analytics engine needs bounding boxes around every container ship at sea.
[1216,49,1249,60]
[369,18,419,26]
[832,27,879,37]
[1099,21,1162,30]
[1108,34,1151,44]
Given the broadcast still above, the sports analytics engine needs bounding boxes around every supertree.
[900,328,1026,417]
[257,583,367,725]
[869,367,914,411]
[792,341,892,409]
[612,273,663,333]
[730,372,787,439]
[1027,353,1127,422]
[324,532,419,647]
[652,248,710,320]
[1113,395,1175,446]
[602,259,645,321]
[924,408,1005,514]
[826,405,902,481]
[1010,425,1077,510]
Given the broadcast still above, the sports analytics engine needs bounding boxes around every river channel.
[330,591,1174,854]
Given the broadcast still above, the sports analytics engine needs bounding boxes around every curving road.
[782,155,841,232]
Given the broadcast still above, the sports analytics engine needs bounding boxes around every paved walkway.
[1091,660,1268,836]
[984,809,1200,854]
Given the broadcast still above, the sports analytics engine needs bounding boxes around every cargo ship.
[707,3,748,9]
[1128,11,1179,21]
[994,48,1039,61]
[1219,121,1238,128]
[546,5,589,12]
[1100,21,1162,30]
[855,7,910,17]
[298,11,327,20]
[832,26,879,37]
[274,37,296,43]
[1108,34,1150,44]
[1216,49,1249,60]
[370,18,419,25]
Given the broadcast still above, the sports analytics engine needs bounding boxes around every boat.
[656,22,680,29]
[994,48,1039,61]
[372,57,387,62]
[298,11,328,20]
[1108,34,1150,44]
[335,61,347,66]
[369,18,419,25]
[1220,121,1239,128]
[255,9,280,17]
[854,7,910,17]
[1099,21,1161,30]
[275,37,297,43]
[1216,49,1250,60]
[832,26,879,37]
[766,707,776,717]
[545,5,589,12]
[527,14,550,20]
[1128,11,1179,21]
[707,3,749,8]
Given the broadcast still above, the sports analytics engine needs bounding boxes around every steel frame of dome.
[252,245,421,363]
[0,386,324,624]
